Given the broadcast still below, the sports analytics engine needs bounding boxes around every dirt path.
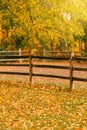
[0,61,87,87]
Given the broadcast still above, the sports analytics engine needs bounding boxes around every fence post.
[70,52,74,91]
[29,51,32,87]
[19,48,22,63]
[43,48,46,62]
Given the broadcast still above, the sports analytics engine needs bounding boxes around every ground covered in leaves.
[0,81,87,130]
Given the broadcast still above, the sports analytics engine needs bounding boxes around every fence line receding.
[0,54,87,90]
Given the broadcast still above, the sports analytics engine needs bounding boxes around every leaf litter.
[0,81,87,130]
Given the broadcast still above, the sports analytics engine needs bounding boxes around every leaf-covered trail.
[0,81,87,130]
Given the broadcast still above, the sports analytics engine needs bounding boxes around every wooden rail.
[0,54,87,90]
[0,71,29,75]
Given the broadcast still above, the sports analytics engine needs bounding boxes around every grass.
[0,81,87,130]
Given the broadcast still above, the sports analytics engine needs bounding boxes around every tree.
[0,0,87,54]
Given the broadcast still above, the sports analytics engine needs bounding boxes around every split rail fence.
[0,54,87,90]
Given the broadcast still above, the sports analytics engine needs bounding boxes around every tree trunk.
[85,43,87,51]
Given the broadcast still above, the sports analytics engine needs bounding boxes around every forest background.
[0,0,87,56]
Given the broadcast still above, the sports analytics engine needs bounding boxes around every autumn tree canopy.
[0,0,87,53]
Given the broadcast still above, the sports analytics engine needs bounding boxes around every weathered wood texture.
[0,54,87,90]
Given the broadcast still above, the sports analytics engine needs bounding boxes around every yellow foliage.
[0,0,87,51]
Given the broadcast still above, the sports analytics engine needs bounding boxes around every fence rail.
[0,54,87,90]
[0,49,29,62]
[0,71,29,75]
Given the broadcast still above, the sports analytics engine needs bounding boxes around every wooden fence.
[0,49,28,62]
[0,54,87,90]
